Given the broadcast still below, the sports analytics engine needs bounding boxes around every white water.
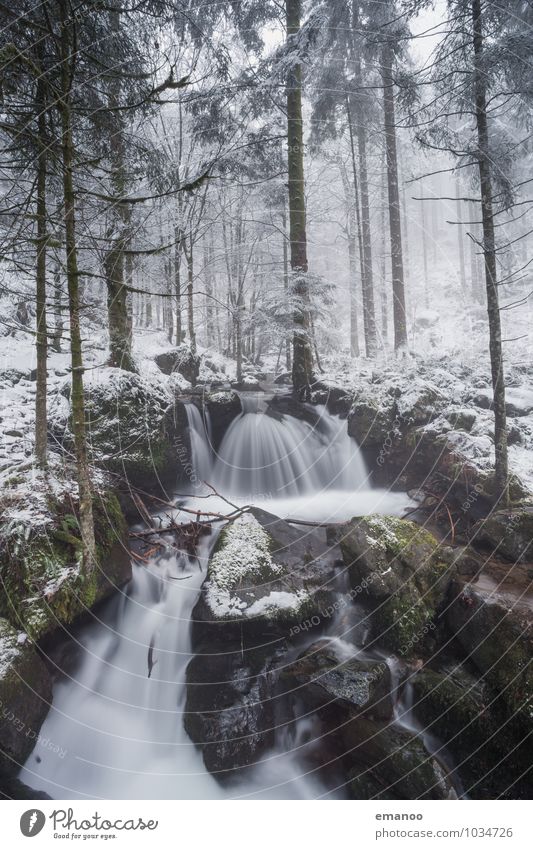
[20,395,416,799]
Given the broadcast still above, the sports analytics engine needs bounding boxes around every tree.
[286,0,314,394]
[471,0,507,500]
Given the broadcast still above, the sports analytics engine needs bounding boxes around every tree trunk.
[105,10,135,372]
[281,206,292,371]
[35,67,48,467]
[381,41,407,349]
[59,2,96,570]
[421,194,429,308]
[469,199,481,302]
[345,100,369,356]
[186,241,196,355]
[380,163,389,345]
[51,265,63,354]
[472,0,508,503]
[286,0,313,395]
[339,160,360,357]
[456,176,467,298]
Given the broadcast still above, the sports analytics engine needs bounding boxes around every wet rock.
[310,383,353,417]
[185,640,279,777]
[346,718,454,799]
[204,391,242,450]
[192,508,342,643]
[409,664,532,798]
[0,776,52,799]
[266,394,322,428]
[283,639,392,721]
[337,515,452,656]
[472,507,533,563]
[0,619,52,777]
[154,344,200,385]
[447,560,533,727]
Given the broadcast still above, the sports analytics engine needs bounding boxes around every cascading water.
[184,403,213,485]
[19,393,417,799]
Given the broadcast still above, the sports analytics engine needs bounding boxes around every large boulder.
[185,640,281,777]
[471,507,533,563]
[0,619,52,777]
[348,393,397,449]
[447,559,533,728]
[410,664,532,798]
[346,718,454,799]
[192,508,341,642]
[80,368,181,491]
[0,490,131,641]
[282,639,392,721]
[336,516,452,656]
[154,344,200,385]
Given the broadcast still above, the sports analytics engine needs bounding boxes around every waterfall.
[19,393,413,799]
[184,403,213,486]
[212,402,368,498]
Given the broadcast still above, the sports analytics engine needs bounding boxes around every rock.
[447,560,533,726]
[395,381,446,426]
[472,507,533,562]
[446,409,477,432]
[192,508,341,642]
[346,718,454,799]
[310,383,353,417]
[204,391,242,450]
[0,618,52,777]
[0,776,52,799]
[282,639,392,721]
[274,372,291,385]
[472,387,533,417]
[0,490,131,641]
[348,394,397,449]
[185,640,280,777]
[154,344,200,385]
[409,664,532,798]
[0,368,29,386]
[81,368,181,491]
[337,515,451,656]
[266,394,322,429]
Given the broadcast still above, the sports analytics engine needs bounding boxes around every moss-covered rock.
[472,507,533,563]
[346,718,454,799]
[0,618,52,777]
[80,368,183,491]
[409,664,532,798]
[337,515,452,656]
[447,561,533,730]
[348,394,397,448]
[0,490,131,641]
[154,344,200,385]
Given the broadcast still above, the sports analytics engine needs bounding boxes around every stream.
[19,394,453,799]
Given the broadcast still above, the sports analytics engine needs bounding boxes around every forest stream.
[16,394,458,800]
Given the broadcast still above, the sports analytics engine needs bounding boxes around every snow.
[246,590,310,616]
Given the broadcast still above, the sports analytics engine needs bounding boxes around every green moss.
[0,489,129,640]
